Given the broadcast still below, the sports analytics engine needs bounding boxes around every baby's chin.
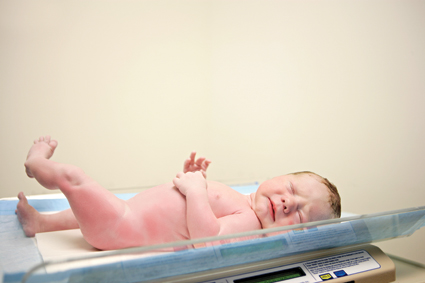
[258,218,274,229]
[254,208,269,228]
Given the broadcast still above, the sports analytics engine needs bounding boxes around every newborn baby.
[17,136,341,250]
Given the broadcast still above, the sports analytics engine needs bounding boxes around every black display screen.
[233,267,306,283]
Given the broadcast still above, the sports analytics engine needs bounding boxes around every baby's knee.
[58,165,89,189]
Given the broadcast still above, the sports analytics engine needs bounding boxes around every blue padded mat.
[0,193,145,216]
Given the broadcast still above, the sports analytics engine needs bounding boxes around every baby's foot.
[25,136,58,178]
[15,192,42,237]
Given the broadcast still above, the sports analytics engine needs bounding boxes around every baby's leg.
[23,136,133,250]
[16,192,79,236]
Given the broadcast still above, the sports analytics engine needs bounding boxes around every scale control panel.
[202,249,381,283]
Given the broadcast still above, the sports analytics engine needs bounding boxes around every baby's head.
[291,171,341,219]
[252,171,341,229]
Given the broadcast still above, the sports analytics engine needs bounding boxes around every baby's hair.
[290,171,341,218]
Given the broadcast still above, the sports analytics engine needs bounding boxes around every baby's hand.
[183,151,211,178]
[173,171,207,196]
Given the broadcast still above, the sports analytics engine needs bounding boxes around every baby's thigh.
[124,188,188,241]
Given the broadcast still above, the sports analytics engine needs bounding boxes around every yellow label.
[319,273,333,280]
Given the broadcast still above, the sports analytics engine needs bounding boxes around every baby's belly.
[126,183,190,245]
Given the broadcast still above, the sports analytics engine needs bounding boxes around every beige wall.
[1,0,424,264]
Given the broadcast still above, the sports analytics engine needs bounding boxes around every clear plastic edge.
[21,205,425,283]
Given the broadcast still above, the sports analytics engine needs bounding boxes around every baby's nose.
[282,197,294,213]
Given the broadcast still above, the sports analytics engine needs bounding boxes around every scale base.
[155,244,395,283]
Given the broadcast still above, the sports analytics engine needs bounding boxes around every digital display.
[233,267,306,283]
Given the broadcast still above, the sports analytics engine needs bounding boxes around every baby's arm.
[173,171,220,239]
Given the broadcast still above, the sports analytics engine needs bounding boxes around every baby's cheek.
[282,217,297,226]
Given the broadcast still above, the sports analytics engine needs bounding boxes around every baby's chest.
[207,189,250,218]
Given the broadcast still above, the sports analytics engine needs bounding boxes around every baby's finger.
[201,160,211,170]
[200,170,207,178]
[184,152,196,170]
[189,151,197,162]
[183,158,191,172]
[173,177,184,189]
[195,157,206,167]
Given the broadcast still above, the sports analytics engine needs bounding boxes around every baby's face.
[253,173,332,229]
